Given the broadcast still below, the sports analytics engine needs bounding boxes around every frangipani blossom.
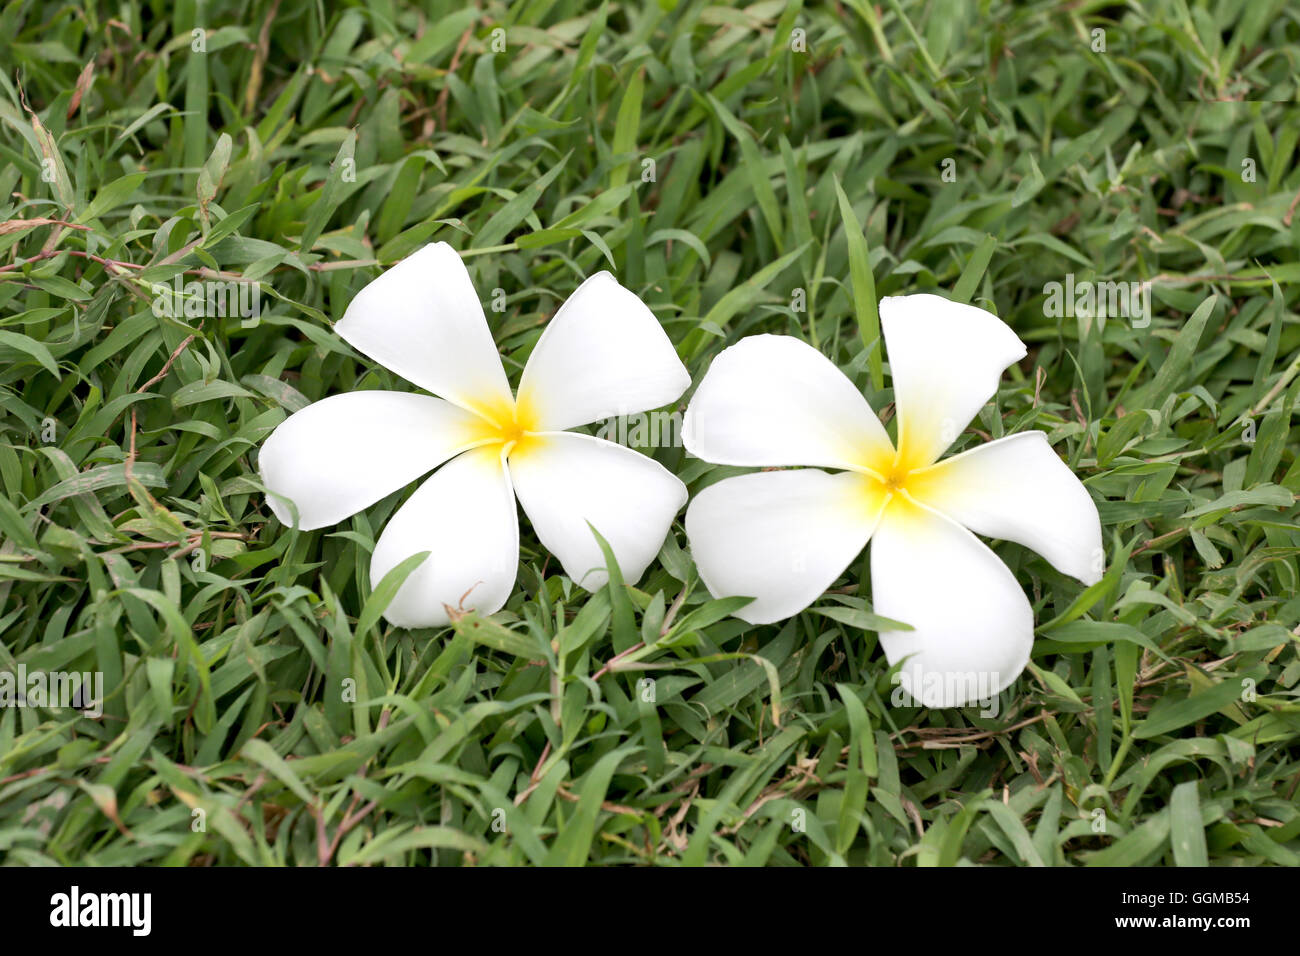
[259,243,689,628]
[682,294,1102,707]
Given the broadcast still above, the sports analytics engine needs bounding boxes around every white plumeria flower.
[682,294,1103,708]
[259,243,690,628]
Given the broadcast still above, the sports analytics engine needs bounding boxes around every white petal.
[370,445,519,628]
[515,272,689,431]
[334,243,514,421]
[870,496,1033,708]
[259,391,487,531]
[880,294,1027,469]
[683,335,894,473]
[685,469,889,624]
[508,432,687,589]
[908,431,1103,585]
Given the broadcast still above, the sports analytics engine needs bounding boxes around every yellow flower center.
[847,429,945,514]
[498,420,528,447]
[881,456,911,493]
[467,394,541,459]
[850,447,935,524]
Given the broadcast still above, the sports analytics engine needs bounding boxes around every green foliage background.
[1,0,1299,865]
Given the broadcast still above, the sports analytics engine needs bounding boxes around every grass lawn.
[1,0,1299,866]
